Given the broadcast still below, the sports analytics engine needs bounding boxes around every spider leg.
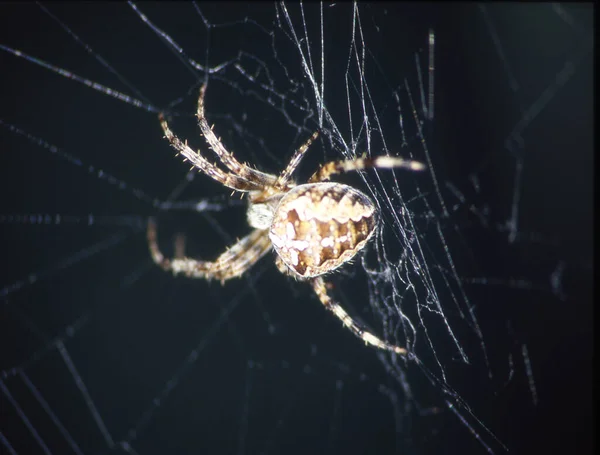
[312,276,407,355]
[148,218,271,283]
[309,155,425,183]
[274,130,319,188]
[196,85,279,188]
[159,113,263,192]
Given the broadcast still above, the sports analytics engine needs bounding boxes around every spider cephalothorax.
[148,85,425,355]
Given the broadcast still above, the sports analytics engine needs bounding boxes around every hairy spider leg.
[309,155,425,183]
[148,218,272,283]
[196,85,279,188]
[159,113,264,192]
[312,276,407,356]
[274,130,320,188]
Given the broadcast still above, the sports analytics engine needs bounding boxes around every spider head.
[247,195,282,230]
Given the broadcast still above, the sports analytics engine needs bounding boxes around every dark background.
[0,3,593,455]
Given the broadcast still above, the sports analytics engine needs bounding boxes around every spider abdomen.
[269,182,377,278]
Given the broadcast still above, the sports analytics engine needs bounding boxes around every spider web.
[0,3,593,455]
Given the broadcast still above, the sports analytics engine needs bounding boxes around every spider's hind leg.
[311,276,408,356]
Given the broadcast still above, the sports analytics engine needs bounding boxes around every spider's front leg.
[147,218,272,283]
[274,130,320,188]
[309,155,425,183]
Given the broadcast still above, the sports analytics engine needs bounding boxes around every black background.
[0,3,593,455]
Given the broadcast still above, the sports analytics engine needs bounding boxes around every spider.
[148,85,425,356]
